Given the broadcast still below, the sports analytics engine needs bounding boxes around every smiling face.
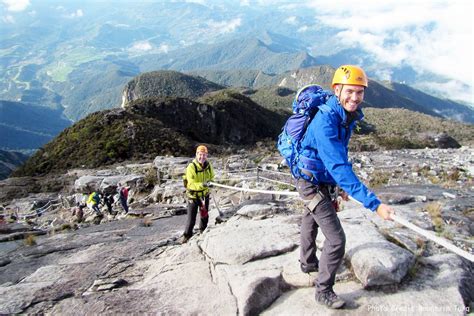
[334,84,365,112]
[196,151,208,165]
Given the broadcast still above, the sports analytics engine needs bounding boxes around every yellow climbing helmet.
[196,145,208,154]
[332,65,368,88]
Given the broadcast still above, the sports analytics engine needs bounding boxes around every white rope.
[209,181,298,196]
[223,167,258,174]
[348,196,474,262]
[215,176,258,182]
[391,214,474,262]
[258,175,296,188]
[19,204,52,219]
[210,179,473,262]
[257,168,291,176]
[8,197,65,219]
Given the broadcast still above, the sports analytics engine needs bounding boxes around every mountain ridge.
[192,66,474,123]
[121,70,224,106]
[13,91,284,177]
[0,149,29,180]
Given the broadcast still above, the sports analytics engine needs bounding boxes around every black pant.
[183,196,209,238]
[104,199,113,214]
[91,204,102,216]
[297,179,346,294]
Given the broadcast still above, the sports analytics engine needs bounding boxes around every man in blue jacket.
[296,65,394,309]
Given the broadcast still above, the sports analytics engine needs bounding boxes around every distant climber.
[179,145,215,244]
[289,65,394,309]
[87,191,102,217]
[103,192,116,215]
[71,202,85,223]
[117,183,129,214]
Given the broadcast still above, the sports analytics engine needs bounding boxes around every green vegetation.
[351,107,474,150]
[368,170,391,188]
[61,223,74,231]
[123,70,224,105]
[14,91,285,176]
[45,47,106,82]
[425,202,444,232]
[45,62,74,82]
[144,166,158,187]
[24,234,37,246]
[11,69,474,177]
[14,112,132,176]
[243,86,294,114]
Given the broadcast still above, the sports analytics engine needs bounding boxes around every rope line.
[1,197,64,219]
[391,214,474,262]
[209,181,298,196]
[256,168,290,176]
[3,165,472,261]
[215,176,258,182]
[257,175,296,188]
[209,179,473,262]
[222,167,258,174]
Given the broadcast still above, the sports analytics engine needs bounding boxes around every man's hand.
[376,203,394,220]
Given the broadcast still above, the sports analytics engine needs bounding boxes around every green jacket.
[185,159,214,199]
[87,192,100,205]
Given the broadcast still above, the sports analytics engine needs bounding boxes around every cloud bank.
[2,0,30,12]
[305,0,473,104]
[207,18,241,34]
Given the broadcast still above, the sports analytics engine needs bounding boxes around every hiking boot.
[300,262,318,273]
[315,290,345,309]
[177,235,189,244]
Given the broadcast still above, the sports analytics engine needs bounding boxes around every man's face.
[196,151,208,164]
[334,84,365,112]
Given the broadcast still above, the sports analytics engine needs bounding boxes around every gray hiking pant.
[297,179,346,294]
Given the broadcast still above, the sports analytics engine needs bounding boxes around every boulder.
[433,133,461,149]
[74,176,103,192]
[332,206,415,287]
[201,216,299,265]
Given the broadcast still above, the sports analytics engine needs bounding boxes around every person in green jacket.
[87,191,102,217]
[179,145,215,244]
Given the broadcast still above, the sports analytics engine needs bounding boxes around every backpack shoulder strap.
[192,161,199,173]
[192,161,209,173]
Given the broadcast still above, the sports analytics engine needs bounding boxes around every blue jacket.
[297,95,381,211]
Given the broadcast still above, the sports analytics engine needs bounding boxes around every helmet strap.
[337,84,344,103]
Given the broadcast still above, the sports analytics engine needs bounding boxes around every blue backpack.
[277,84,332,177]
[92,192,100,204]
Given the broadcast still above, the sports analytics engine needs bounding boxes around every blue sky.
[2,0,473,105]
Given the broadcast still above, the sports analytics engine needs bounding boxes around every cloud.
[297,25,308,33]
[65,9,84,18]
[129,41,153,52]
[1,14,14,23]
[284,16,297,25]
[207,18,241,34]
[157,44,169,54]
[2,0,30,12]
[417,80,473,105]
[182,0,208,5]
[305,0,473,104]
